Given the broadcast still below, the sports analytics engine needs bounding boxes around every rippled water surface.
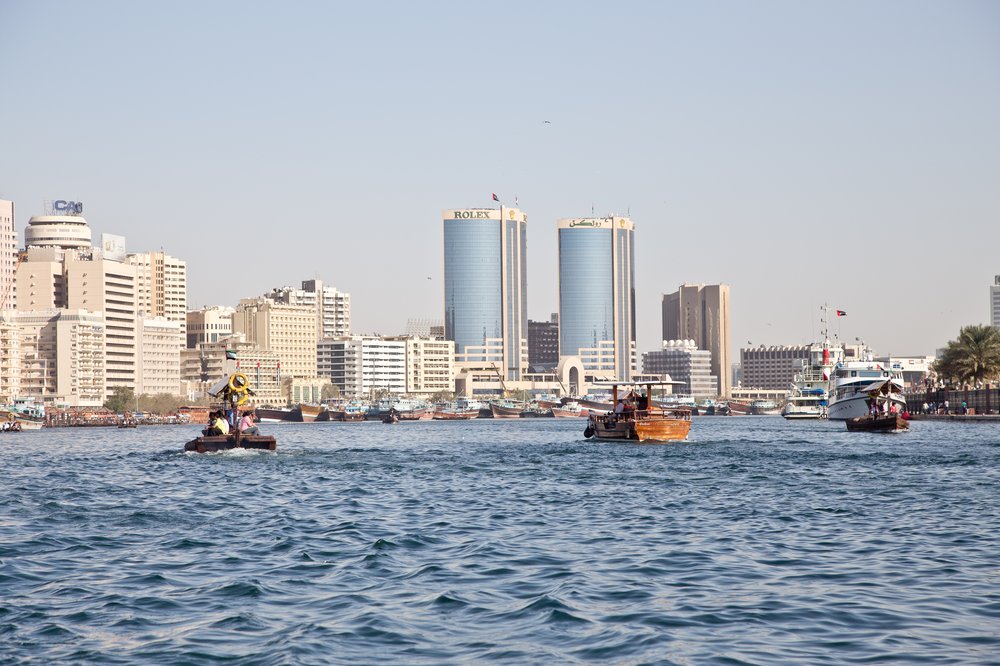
[1,418,998,664]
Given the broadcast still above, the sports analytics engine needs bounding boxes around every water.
[1,418,998,665]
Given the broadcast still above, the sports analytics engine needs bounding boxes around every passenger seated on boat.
[614,400,626,415]
[203,410,230,436]
[239,410,260,436]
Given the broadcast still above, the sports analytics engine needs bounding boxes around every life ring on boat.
[228,373,249,392]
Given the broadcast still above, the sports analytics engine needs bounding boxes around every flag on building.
[226,349,237,360]
[492,193,499,202]
[836,310,847,317]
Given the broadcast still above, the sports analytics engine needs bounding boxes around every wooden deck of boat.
[184,434,277,453]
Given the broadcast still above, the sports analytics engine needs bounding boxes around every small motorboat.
[846,414,909,432]
[382,409,400,424]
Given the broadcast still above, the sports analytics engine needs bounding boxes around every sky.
[1,0,998,357]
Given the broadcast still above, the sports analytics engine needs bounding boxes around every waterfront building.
[443,207,528,381]
[186,305,234,348]
[137,317,182,395]
[740,344,810,390]
[63,253,138,395]
[0,199,16,310]
[318,335,406,397]
[992,275,1000,329]
[528,314,559,368]
[0,312,20,401]
[232,298,318,380]
[558,216,636,380]
[642,340,718,400]
[266,279,351,339]
[15,247,66,310]
[12,309,105,406]
[128,251,188,344]
[181,336,282,405]
[662,284,731,396]
[399,336,455,395]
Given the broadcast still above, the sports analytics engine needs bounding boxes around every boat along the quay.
[846,414,909,433]
[844,379,909,433]
[185,371,277,453]
[584,381,691,443]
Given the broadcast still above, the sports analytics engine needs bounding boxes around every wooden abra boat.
[846,414,909,432]
[584,381,691,443]
[185,433,277,453]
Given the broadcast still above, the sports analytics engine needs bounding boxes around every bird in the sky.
[543,120,551,124]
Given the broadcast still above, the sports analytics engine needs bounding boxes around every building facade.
[181,336,283,405]
[318,336,407,397]
[642,339,718,399]
[267,279,351,339]
[400,336,454,395]
[232,298,318,380]
[0,199,15,310]
[13,309,105,406]
[443,207,528,381]
[662,284,731,397]
[24,213,93,250]
[137,317,182,395]
[992,275,1000,329]
[740,344,810,390]
[528,314,559,368]
[186,305,234,348]
[128,252,188,344]
[558,217,636,380]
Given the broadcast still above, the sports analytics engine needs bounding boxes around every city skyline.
[1,2,998,356]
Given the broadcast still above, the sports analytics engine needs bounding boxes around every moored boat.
[551,402,589,418]
[256,407,297,423]
[432,408,479,420]
[489,399,524,419]
[846,414,909,433]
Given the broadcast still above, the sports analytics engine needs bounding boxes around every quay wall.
[904,387,1000,414]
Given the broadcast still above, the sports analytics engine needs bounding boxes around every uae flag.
[836,310,847,317]
[492,193,499,202]
[225,349,237,360]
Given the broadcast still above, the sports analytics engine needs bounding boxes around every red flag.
[836,310,847,317]
[492,193,499,202]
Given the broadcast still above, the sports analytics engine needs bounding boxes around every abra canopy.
[864,378,904,397]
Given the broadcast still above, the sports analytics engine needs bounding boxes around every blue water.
[1,418,998,664]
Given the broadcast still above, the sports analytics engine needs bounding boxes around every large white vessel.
[828,353,905,420]
[782,339,841,420]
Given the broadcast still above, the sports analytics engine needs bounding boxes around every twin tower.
[443,208,635,383]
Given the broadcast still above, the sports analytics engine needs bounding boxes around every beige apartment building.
[13,309,105,406]
[267,279,351,339]
[181,336,282,405]
[128,252,187,344]
[137,317,182,395]
[186,305,234,348]
[400,336,455,395]
[0,312,21,400]
[232,298,318,381]
[0,199,16,310]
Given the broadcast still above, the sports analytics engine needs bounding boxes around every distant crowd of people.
[202,409,260,437]
[918,400,971,415]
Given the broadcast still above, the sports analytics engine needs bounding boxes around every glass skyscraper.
[443,208,527,381]
[558,217,636,380]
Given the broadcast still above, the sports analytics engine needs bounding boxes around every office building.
[232,298,318,380]
[662,284,731,396]
[137,317,182,395]
[318,335,407,396]
[0,312,20,400]
[992,275,1000,329]
[558,217,636,380]
[128,251,188,344]
[0,199,16,310]
[642,339,718,399]
[266,279,351,339]
[528,314,559,368]
[443,207,528,381]
[24,208,92,250]
[399,336,455,395]
[186,305,234,348]
[740,344,810,390]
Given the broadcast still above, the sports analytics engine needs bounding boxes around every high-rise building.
[558,217,636,380]
[398,336,455,395]
[0,312,20,401]
[186,305,234,348]
[0,199,16,310]
[24,209,92,249]
[662,284,731,397]
[643,340,718,399]
[991,275,1000,329]
[137,317,182,395]
[443,207,528,381]
[266,279,350,339]
[528,314,559,368]
[128,251,188,344]
[232,298,318,380]
[12,309,106,406]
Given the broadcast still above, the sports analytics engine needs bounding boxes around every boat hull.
[846,415,909,432]
[432,411,478,420]
[184,434,277,453]
[551,407,588,418]
[490,404,522,419]
[586,413,691,442]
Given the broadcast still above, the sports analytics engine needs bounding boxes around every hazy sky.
[2,1,998,357]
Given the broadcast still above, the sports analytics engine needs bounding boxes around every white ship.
[828,353,905,420]
[782,339,841,420]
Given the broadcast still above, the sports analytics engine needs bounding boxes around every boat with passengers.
[828,349,906,420]
[584,381,691,442]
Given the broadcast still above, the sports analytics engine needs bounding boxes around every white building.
[0,312,21,401]
[13,309,106,407]
[24,211,93,249]
[266,279,350,339]
[0,199,16,310]
[128,251,187,344]
[137,317,182,395]
[397,336,454,395]
[186,305,235,348]
[642,339,718,399]
[991,275,1000,329]
[318,336,406,397]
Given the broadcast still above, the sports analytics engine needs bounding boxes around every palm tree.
[934,324,1000,412]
